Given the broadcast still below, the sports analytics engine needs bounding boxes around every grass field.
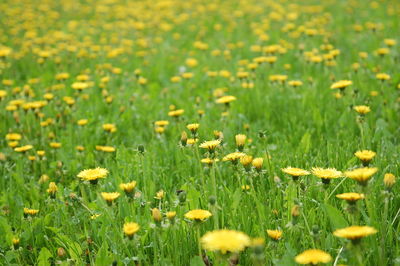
[0,0,399,265]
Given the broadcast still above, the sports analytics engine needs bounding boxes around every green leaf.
[37,247,52,266]
[231,188,242,212]
[298,132,311,154]
[323,203,348,230]
[96,241,114,266]
[190,256,205,266]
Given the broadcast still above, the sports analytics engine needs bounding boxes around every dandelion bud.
[208,195,217,205]
[57,247,66,258]
[152,208,162,222]
[213,130,223,140]
[235,134,246,151]
[178,190,187,204]
[166,211,176,221]
[240,155,253,171]
[181,131,188,146]
[186,123,199,136]
[47,182,58,198]
[291,205,300,217]
[252,158,263,171]
[384,173,396,189]
[12,238,20,249]
[137,144,145,154]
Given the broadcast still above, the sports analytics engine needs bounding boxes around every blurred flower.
[123,222,140,238]
[333,226,377,243]
[353,105,371,115]
[282,167,310,180]
[201,229,251,254]
[336,192,365,203]
[344,167,378,185]
[185,209,212,222]
[295,249,332,265]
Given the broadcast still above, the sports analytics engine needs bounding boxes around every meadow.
[0,0,399,265]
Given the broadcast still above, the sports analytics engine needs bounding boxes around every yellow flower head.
[152,208,162,222]
[77,119,88,126]
[154,120,169,127]
[78,167,109,182]
[344,167,378,184]
[102,123,117,133]
[14,145,33,152]
[101,192,120,203]
[216,95,237,104]
[333,226,377,241]
[187,123,200,133]
[266,229,283,240]
[354,150,376,164]
[47,182,58,195]
[252,158,264,170]
[154,190,165,200]
[24,208,39,216]
[376,73,390,81]
[199,140,221,151]
[330,80,352,90]
[123,222,140,238]
[168,109,184,117]
[235,134,246,148]
[383,173,396,189]
[282,167,310,177]
[201,158,219,165]
[353,105,371,115]
[50,142,62,148]
[166,211,177,220]
[336,192,365,202]
[295,249,332,265]
[185,209,212,221]
[240,155,253,167]
[201,229,251,254]
[311,167,342,180]
[6,133,22,141]
[223,152,245,162]
[120,181,137,193]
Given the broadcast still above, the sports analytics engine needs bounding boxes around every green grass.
[0,0,399,265]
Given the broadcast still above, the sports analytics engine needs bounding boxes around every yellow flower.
[187,123,200,134]
[199,140,220,152]
[120,181,137,194]
[235,134,246,150]
[281,167,310,179]
[223,152,246,163]
[123,222,140,238]
[344,167,378,185]
[77,167,109,183]
[6,133,22,141]
[336,192,365,202]
[330,80,352,90]
[288,80,303,87]
[152,208,162,222]
[154,120,169,127]
[266,229,283,240]
[311,167,342,184]
[333,226,377,242]
[154,190,165,200]
[14,145,33,153]
[95,145,116,152]
[166,211,177,220]
[101,192,120,204]
[383,173,396,189]
[168,109,184,117]
[376,73,391,81]
[187,138,199,145]
[240,155,253,168]
[24,208,39,216]
[201,158,219,165]
[50,142,62,148]
[201,229,251,254]
[77,119,88,126]
[295,249,332,265]
[185,209,212,221]
[102,123,117,133]
[353,105,371,115]
[252,158,264,171]
[47,182,58,197]
[216,95,237,104]
[354,150,376,165]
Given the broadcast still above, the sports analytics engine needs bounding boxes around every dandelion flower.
[216,95,236,104]
[47,182,58,198]
[24,208,39,216]
[353,105,371,115]
[344,167,378,185]
[101,192,120,205]
[252,158,264,171]
[354,150,376,166]
[201,229,251,254]
[77,167,108,183]
[336,192,364,203]
[185,209,212,222]
[14,145,33,153]
[330,80,352,90]
[282,167,310,181]
[333,226,377,243]
[266,230,283,241]
[383,173,396,189]
[123,222,140,238]
[187,123,200,134]
[168,109,184,117]
[199,140,220,152]
[223,152,245,163]
[295,249,332,265]
[311,167,342,184]
[120,181,137,195]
